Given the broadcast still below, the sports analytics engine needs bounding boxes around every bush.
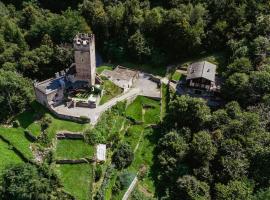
[12,120,20,128]
[84,129,105,145]
[112,143,134,169]
[41,116,52,131]
[117,171,136,190]
[95,165,103,182]
[79,116,90,123]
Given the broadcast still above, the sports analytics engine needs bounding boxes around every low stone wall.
[55,157,95,164]
[48,106,90,123]
[57,131,84,140]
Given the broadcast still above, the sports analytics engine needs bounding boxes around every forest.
[0,0,270,199]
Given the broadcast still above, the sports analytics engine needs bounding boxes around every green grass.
[14,102,88,142]
[126,96,160,124]
[15,110,41,137]
[57,164,93,200]
[56,140,94,159]
[96,65,113,74]
[126,98,143,122]
[100,79,123,105]
[46,116,87,141]
[0,139,23,172]
[128,128,157,194]
[144,107,160,125]
[124,125,144,151]
[171,71,182,82]
[0,127,33,160]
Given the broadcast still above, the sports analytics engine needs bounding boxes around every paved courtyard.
[134,73,161,98]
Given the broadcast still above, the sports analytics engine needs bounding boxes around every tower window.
[81,57,84,63]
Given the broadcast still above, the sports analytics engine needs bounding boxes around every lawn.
[128,128,157,194]
[126,96,160,124]
[96,65,113,74]
[0,139,23,172]
[56,164,93,200]
[124,125,144,151]
[15,102,88,141]
[15,110,41,136]
[100,79,123,105]
[56,140,94,159]
[0,127,33,160]
[126,98,143,122]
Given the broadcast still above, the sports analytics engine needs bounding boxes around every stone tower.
[73,33,96,85]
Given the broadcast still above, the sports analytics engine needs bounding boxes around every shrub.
[117,171,136,190]
[95,165,103,182]
[12,120,20,128]
[84,129,105,145]
[79,115,90,123]
[41,116,52,131]
[112,143,134,169]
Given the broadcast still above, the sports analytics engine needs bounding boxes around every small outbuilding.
[96,144,106,162]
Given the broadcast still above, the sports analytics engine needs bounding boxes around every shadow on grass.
[15,101,45,129]
[144,124,168,198]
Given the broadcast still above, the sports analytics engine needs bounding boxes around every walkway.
[53,88,141,125]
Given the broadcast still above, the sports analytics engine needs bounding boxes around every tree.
[216,139,249,182]
[128,30,151,62]
[214,180,254,200]
[0,163,73,200]
[222,73,250,106]
[0,70,33,121]
[158,131,189,180]
[176,175,210,200]
[166,95,211,131]
[112,143,134,169]
[225,57,253,76]
[191,131,217,164]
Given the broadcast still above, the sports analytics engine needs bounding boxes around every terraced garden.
[56,139,94,159]
[56,164,93,200]
[0,139,23,172]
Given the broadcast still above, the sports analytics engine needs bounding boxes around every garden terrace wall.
[48,106,90,123]
[55,158,95,164]
[57,132,84,140]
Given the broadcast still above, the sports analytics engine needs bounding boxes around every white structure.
[97,144,106,161]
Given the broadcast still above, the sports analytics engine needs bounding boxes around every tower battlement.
[73,33,95,51]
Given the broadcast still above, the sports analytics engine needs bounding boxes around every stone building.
[34,33,97,107]
[101,66,139,92]
[73,33,96,85]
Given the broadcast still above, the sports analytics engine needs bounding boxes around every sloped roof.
[186,61,217,82]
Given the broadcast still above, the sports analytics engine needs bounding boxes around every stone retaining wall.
[56,131,84,140]
[48,106,90,123]
[55,157,95,164]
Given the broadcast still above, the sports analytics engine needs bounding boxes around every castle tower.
[73,33,96,85]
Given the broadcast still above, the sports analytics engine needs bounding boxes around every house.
[185,61,218,95]
[101,66,139,92]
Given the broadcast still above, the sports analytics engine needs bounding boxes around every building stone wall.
[73,33,96,85]
[34,88,48,106]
